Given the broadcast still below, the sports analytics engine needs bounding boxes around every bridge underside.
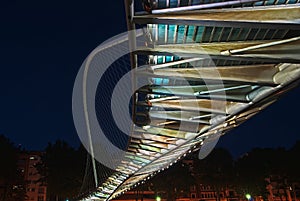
[80,0,300,200]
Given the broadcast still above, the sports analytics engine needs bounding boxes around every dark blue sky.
[0,0,299,158]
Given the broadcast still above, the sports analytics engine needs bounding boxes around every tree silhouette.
[37,140,86,201]
[287,141,300,180]
[193,148,235,201]
[0,135,17,201]
[150,161,195,201]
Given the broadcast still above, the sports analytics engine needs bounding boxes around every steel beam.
[150,0,261,14]
[134,5,300,29]
[136,38,300,62]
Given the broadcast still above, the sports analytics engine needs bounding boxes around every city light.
[245,193,251,200]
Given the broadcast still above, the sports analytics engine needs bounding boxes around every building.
[17,151,47,201]
[112,190,159,201]
[174,184,240,201]
[265,175,300,201]
[112,184,240,201]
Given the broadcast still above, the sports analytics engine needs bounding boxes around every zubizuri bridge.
[73,0,300,200]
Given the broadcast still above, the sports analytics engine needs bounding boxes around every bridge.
[73,0,300,200]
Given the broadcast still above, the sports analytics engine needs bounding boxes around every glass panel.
[202,26,213,42]
[195,26,205,43]
[237,28,250,41]
[186,26,196,43]
[211,27,223,42]
[158,0,167,8]
[176,25,185,43]
[247,28,259,40]
[170,0,178,7]
[168,25,176,43]
[158,24,166,44]
[228,28,241,41]
[191,0,201,5]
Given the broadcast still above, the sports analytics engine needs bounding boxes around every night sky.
[0,0,299,158]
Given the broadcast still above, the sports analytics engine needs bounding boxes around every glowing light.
[245,194,251,200]
[156,196,161,201]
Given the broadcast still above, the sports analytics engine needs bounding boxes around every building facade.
[17,151,47,201]
[266,175,300,201]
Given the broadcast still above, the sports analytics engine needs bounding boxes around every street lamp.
[245,194,252,200]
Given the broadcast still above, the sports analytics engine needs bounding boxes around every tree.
[234,147,288,199]
[37,140,86,201]
[193,148,235,201]
[287,141,300,180]
[0,135,17,201]
[150,161,195,201]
